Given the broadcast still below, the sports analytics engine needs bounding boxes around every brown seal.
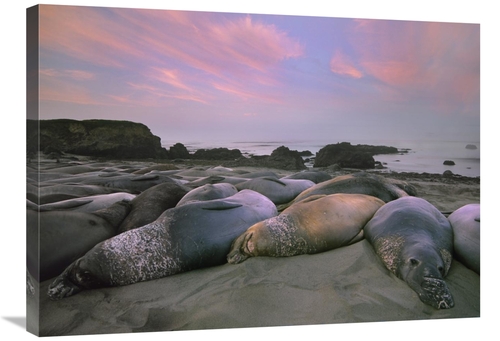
[227,193,384,263]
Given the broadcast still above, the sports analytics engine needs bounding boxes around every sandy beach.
[26,155,480,336]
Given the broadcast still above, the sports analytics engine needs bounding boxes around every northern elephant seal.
[281,170,332,184]
[36,192,136,213]
[27,200,131,282]
[448,203,480,274]
[47,190,278,299]
[287,173,410,206]
[117,182,190,234]
[364,196,454,309]
[235,177,315,205]
[227,193,384,263]
[176,183,238,207]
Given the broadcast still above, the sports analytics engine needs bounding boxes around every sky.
[33,4,480,144]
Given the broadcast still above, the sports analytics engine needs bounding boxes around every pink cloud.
[329,50,363,78]
[39,6,304,108]
[348,19,479,114]
[149,68,192,91]
[39,6,145,68]
[40,68,95,80]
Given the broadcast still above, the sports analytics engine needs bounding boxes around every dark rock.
[443,160,456,166]
[314,142,377,169]
[27,119,169,159]
[443,170,454,177]
[227,146,307,170]
[297,150,313,157]
[192,148,242,160]
[169,143,190,159]
[465,144,477,150]
[313,142,401,169]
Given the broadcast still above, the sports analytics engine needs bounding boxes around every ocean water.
[161,138,480,178]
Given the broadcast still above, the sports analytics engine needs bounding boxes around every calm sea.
[161,138,480,178]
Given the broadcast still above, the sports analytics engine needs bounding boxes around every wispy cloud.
[347,19,479,115]
[40,68,96,80]
[329,50,363,78]
[39,6,304,108]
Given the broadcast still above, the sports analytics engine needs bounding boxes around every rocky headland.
[27,119,169,160]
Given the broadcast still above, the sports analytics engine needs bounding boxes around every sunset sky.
[36,4,480,144]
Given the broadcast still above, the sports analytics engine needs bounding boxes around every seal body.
[281,171,332,184]
[448,203,480,274]
[227,193,384,264]
[37,192,135,213]
[117,182,190,233]
[27,200,131,282]
[364,196,454,309]
[290,173,410,205]
[176,183,238,207]
[235,177,315,205]
[47,190,277,299]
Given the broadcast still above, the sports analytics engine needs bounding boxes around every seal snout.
[227,232,254,264]
[420,277,454,309]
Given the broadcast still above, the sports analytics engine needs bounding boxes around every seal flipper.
[130,174,160,181]
[47,267,84,300]
[39,199,94,211]
[262,177,287,186]
[201,202,243,211]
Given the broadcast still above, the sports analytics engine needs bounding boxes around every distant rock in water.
[314,142,399,169]
[297,150,313,157]
[27,119,169,159]
[443,160,456,166]
[228,145,307,171]
[465,144,477,150]
[192,148,243,160]
[169,143,190,159]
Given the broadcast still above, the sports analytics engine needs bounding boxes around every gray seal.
[27,200,131,282]
[364,196,454,309]
[235,177,315,205]
[117,182,190,234]
[448,203,480,274]
[286,173,411,207]
[47,190,277,299]
[176,183,238,207]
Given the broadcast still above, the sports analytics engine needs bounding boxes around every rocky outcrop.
[465,144,477,150]
[192,148,243,160]
[313,142,400,169]
[27,119,169,159]
[168,143,190,159]
[228,146,307,171]
[443,160,456,166]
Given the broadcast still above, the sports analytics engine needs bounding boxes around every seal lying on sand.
[448,203,480,274]
[27,200,131,282]
[235,177,315,205]
[36,192,136,213]
[117,182,190,234]
[291,173,411,204]
[176,183,238,207]
[47,190,277,300]
[227,193,384,264]
[364,196,454,309]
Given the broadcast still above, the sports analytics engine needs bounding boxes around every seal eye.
[438,266,444,276]
[409,258,419,266]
